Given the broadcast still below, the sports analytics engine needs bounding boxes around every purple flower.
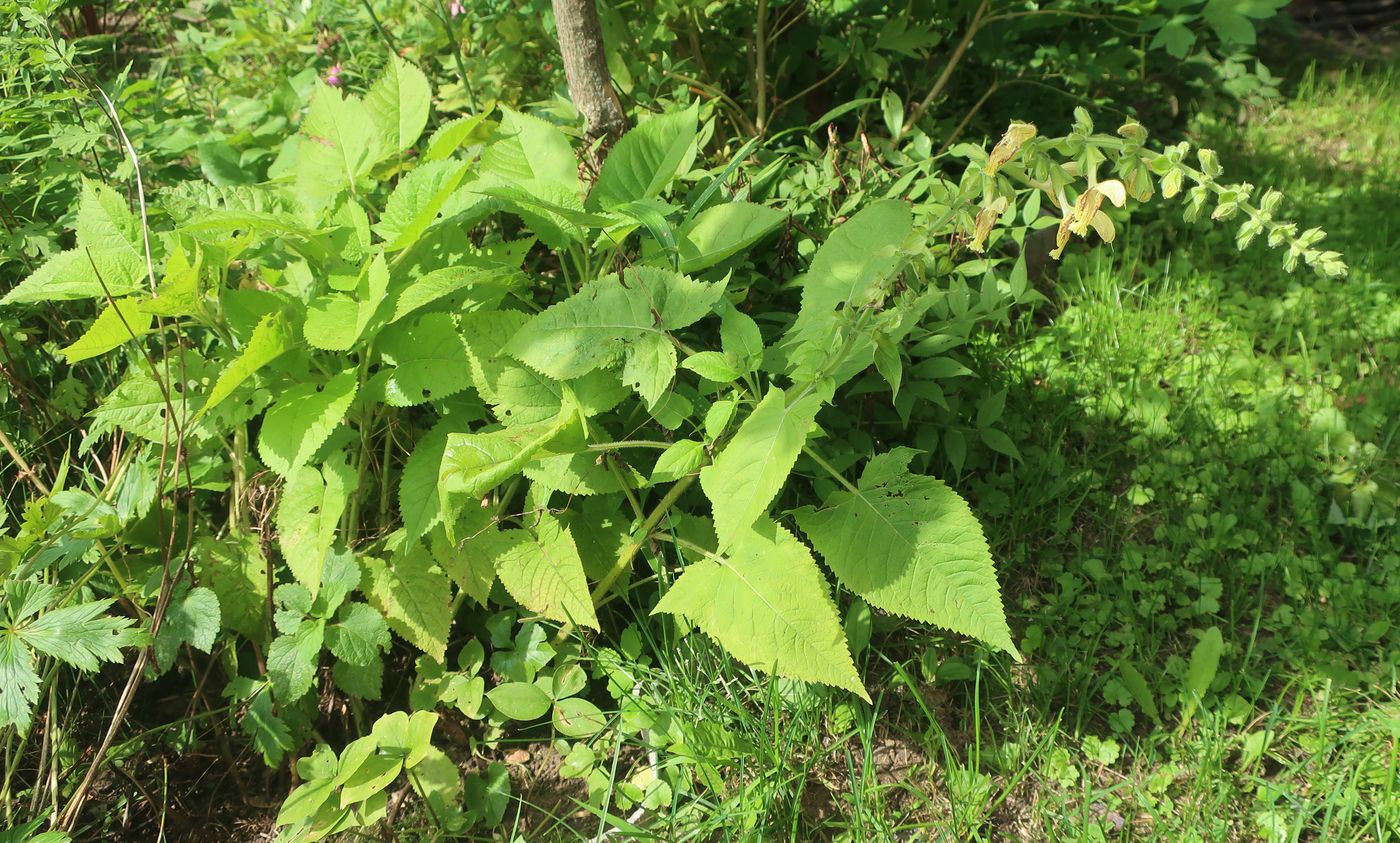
[448,0,464,16]
[326,64,343,87]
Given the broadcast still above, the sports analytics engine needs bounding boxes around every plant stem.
[902,0,989,138]
[801,445,860,496]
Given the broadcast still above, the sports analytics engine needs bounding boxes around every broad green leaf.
[339,754,401,807]
[653,519,865,699]
[524,448,643,496]
[460,309,530,406]
[333,656,383,700]
[424,112,492,161]
[487,681,552,720]
[1,248,146,305]
[621,332,677,407]
[796,199,911,324]
[303,252,390,352]
[326,604,389,663]
[505,266,721,381]
[276,778,334,827]
[389,263,522,324]
[257,370,358,477]
[553,697,607,737]
[0,633,40,731]
[372,312,472,407]
[676,202,785,273]
[431,517,496,606]
[372,709,438,769]
[701,386,824,551]
[363,548,453,662]
[375,159,472,250]
[681,350,741,383]
[399,416,472,544]
[365,55,433,153]
[76,179,141,256]
[153,586,221,672]
[438,407,579,534]
[481,107,581,193]
[650,439,705,484]
[466,515,599,629]
[297,82,382,211]
[276,456,354,597]
[718,299,764,372]
[88,369,191,444]
[225,678,293,765]
[591,104,699,210]
[58,297,152,363]
[197,314,289,420]
[1150,20,1197,58]
[267,618,325,701]
[793,448,1017,657]
[198,533,269,643]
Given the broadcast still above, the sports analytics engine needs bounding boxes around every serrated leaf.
[400,416,473,544]
[653,519,866,699]
[389,263,522,324]
[649,439,705,484]
[0,634,40,731]
[21,599,146,671]
[365,55,433,153]
[153,586,221,672]
[466,515,599,629]
[718,299,763,371]
[76,179,141,256]
[197,314,289,420]
[1,248,147,305]
[424,112,492,161]
[505,266,721,381]
[676,202,785,273]
[438,407,579,534]
[524,449,642,496]
[297,81,382,211]
[701,386,823,551]
[481,107,581,192]
[276,456,354,597]
[333,656,383,699]
[681,350,741,383]
[267,618,325,701]
[88,369,190,444]
[797,199,911,323]
[327,602,390,666]
[373,312,472,406]
[58,297,152,363]
[591,104,698,210]
[375,159,471,250]
[363,548,452,662]
[793,448,1016,657]
[198,533,269,643]
[257,371,358,477]
[431,517,496,606]
[303,252,390,352]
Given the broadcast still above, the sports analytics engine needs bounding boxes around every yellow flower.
[1050,179,1127,259]
[969,197,1009,253]
[984,121,1037,175]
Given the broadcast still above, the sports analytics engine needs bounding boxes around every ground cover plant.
[0,1,1393,840]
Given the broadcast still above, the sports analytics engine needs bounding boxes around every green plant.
[0,11,1355,838]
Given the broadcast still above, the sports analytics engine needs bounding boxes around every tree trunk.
[552,0,628,145]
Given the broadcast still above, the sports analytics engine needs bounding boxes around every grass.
[585,56,1400,842]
